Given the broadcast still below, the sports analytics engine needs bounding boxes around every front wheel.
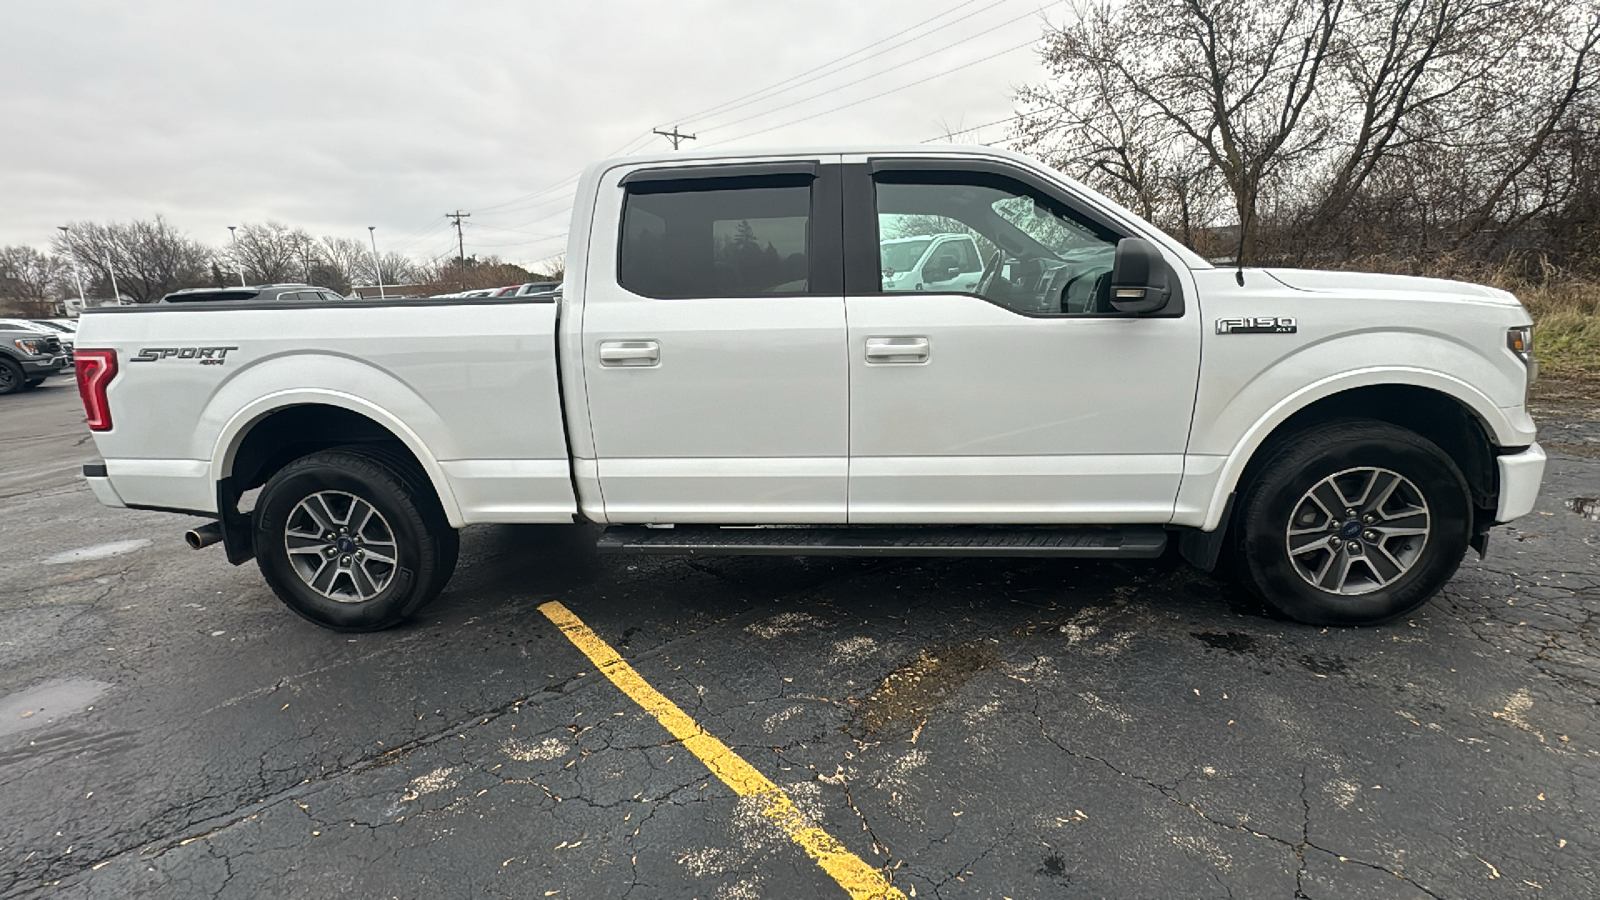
[253,449,458,631]
[1233,420,1472,625]
[0,358,23,395]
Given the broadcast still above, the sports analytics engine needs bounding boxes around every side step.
[596,525,1168,559]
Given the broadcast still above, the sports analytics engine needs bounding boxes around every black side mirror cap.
[1109,237,1172,314]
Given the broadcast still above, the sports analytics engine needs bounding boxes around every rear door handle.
[865,336,930,364]
[599,340,660,367]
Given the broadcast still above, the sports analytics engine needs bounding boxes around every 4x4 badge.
[1217,317,1297,335]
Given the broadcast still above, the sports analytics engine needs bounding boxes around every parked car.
[880,233,986,293]
[158,285,347,304]
[74,145,1544,632]
[25,318,77,362]
[515,281,562,297]
[0,323,67,394]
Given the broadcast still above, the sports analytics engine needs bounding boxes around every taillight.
[76,350,117,431]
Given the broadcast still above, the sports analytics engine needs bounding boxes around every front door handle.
[865,336,930,364]
[599,340,660,367]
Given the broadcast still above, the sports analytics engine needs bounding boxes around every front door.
[582,158,849,523]
[844,158,1202,523]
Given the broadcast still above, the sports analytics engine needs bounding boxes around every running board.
[596,525,1167,558]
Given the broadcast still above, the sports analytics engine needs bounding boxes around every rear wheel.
[1233,420,1472,625]
[0,358,23,395]
[253,449,458,631]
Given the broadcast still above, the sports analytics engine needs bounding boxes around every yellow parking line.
[538,601,905,900]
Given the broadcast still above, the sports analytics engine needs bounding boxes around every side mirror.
[926,264,957,282]
[1108,237,1172,314]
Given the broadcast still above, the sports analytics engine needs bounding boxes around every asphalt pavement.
[1,377,1597,899]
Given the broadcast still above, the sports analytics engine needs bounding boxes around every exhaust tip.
[186,522,223,550]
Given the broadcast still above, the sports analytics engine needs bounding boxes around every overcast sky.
[1,0,1063,269]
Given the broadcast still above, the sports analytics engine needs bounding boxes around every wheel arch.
[1199,371,1515,532]
[212,391,464,528]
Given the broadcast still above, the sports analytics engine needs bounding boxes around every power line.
[923,111,1030,142]
[467,1,1016,219]
[673,0,1006,129]
[696,3,1058,137]
[705,34,1039,148]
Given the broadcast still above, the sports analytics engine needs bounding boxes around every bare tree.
[53,217,212,304]
[533,254,565,281]
[1018,0,1600,268]
[1021,0,1343,263]
[231,222,314,284]
[0,246,67,316]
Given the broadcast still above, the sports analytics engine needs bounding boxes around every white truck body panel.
[843,291,1200,523]
[578,153,849,523]
[82,303,574,526]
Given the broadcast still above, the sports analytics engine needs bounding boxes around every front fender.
[1182,366,1530,531]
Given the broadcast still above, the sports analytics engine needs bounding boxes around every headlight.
[1507,326,1538,384]
[13,338,46,355]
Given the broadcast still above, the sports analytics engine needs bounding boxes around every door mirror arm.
[1108,237,1172,314]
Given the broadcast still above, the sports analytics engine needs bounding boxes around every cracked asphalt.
[2,378,1597,899]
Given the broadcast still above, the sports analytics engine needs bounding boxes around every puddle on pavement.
[42,539,151,566]
[0,678,111,737]
[1191,631,1259,655]
[854,641,997,735]
[1568,497,1600,522]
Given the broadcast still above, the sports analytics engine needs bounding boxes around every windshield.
[880,239,931,273]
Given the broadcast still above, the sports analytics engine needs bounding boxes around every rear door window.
[620,179,812,299]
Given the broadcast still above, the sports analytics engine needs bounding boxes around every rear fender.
[209,387,464,528]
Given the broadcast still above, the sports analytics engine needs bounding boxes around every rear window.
[620,179,811,299]
[163,290,260,303]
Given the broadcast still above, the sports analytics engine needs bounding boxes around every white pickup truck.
[73,146,1545,631]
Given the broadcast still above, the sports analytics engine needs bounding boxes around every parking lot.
[1,378,1596,899]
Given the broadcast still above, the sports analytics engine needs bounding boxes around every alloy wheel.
[1285,467,1430,595]
[283,490,398,602]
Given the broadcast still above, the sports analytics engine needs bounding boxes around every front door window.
[875,174,1120,315]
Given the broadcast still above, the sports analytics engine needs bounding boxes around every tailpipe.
[185,522,223,550]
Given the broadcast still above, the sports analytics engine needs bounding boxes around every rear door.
[581,158,849,523]
[843,156,1202,523]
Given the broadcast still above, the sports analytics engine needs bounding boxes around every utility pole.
[57,226,87,310]
[653,126,697,150]
[104,251,121,305]
[227,226,247,286]
[368,227,386,300]
[446,210,470,291]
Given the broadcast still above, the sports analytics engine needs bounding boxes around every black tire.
[22,378,45,390]
[1233,419,1472,625]
[253,449,458,631]
[332,444,460,605]
[0,358,23,395]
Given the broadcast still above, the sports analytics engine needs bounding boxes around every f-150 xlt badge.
[131,346,238,365]
[1216,317,1297,335]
